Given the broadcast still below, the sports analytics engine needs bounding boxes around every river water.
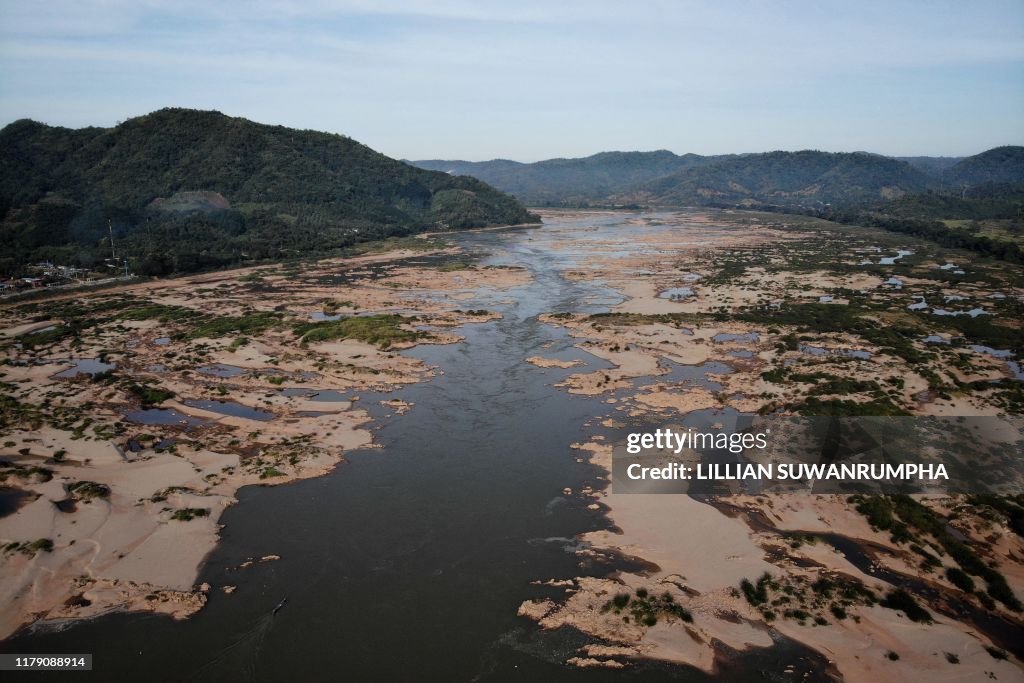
[1,213,831,681]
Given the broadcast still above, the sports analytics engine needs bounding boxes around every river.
[1,213,832,681]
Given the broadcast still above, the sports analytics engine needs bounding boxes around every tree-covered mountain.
[896,156,964,175]
[0,109,537,276]
[627,150,934,207]
[411,151,732,206]
[872,182,1024,221]
[414,144,1023,264]
[943,146,1024,187]
[414,147,1022,210]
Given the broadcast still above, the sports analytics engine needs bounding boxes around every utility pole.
[108,219,129,277]
[108,219,116,260]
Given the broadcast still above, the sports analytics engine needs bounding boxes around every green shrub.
[946,567,975,593]
[986,646,1008,660]
[740,573,773,606]
[127,383,175,406]
[880,589,932,623]
[171,508,210,521]
[67,481,111,500]
[27,538,54,553]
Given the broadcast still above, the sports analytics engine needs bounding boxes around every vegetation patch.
[3,538,54,555]
[0,465,54,484]
[738,571,876,625]
[880,588,932,623]
[293,314,422,348]
[787,396,909,417]
[600,588,693,626]
[185,312,282,339]
[18,325,74,349]
[67,481,111,501]
[126,381,175,407]
[117,305,198,322]
[849,494,1022,611]
[259,466,286,479]
[170,508,210,522]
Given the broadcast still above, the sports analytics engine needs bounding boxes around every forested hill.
[411,151,733,206]
[413,151,937,208]
[413,150,937,207]
[628,150,934,207]
[0,109,538,276]
[896,156,963,175]
[944,146,1024,186]
[414,147,1024,210]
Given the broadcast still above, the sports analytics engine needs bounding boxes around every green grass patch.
[19,325,74,348]
[185,312,282,339]
[259,466,286,479]
[117,305,198,322]
[170,508,210,521]
[126,382,175,407]
[293,314,422,349]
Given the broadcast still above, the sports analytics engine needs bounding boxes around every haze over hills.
[411,146,1024,209]
[0,109,537,276]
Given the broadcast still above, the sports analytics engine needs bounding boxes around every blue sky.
[1,0,1021,160]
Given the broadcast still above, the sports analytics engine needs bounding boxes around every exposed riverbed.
[1,213,837,681]
[4,210,1021,682]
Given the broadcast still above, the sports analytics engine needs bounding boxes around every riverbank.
[2,208,1021,681]
[0,243,530,638]
[518,209,1024,680]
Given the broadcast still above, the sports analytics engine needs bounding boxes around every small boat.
[272,597,288,615]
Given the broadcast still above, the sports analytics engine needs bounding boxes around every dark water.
[196,364,249,378]
[183,400,275,421]
[2,216,833,681]
[0,487,37,518]
[52,358,116,379]
[123,408,208,427]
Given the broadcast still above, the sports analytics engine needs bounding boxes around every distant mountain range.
[412,151,729,206]
[0,109,536,276]
[3,107,1020,278]
[411,146,1024,208]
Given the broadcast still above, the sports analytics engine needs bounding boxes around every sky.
[0,1,1022,161]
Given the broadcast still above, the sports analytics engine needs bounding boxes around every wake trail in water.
[188,555,334,681]
[188,614,274,682]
